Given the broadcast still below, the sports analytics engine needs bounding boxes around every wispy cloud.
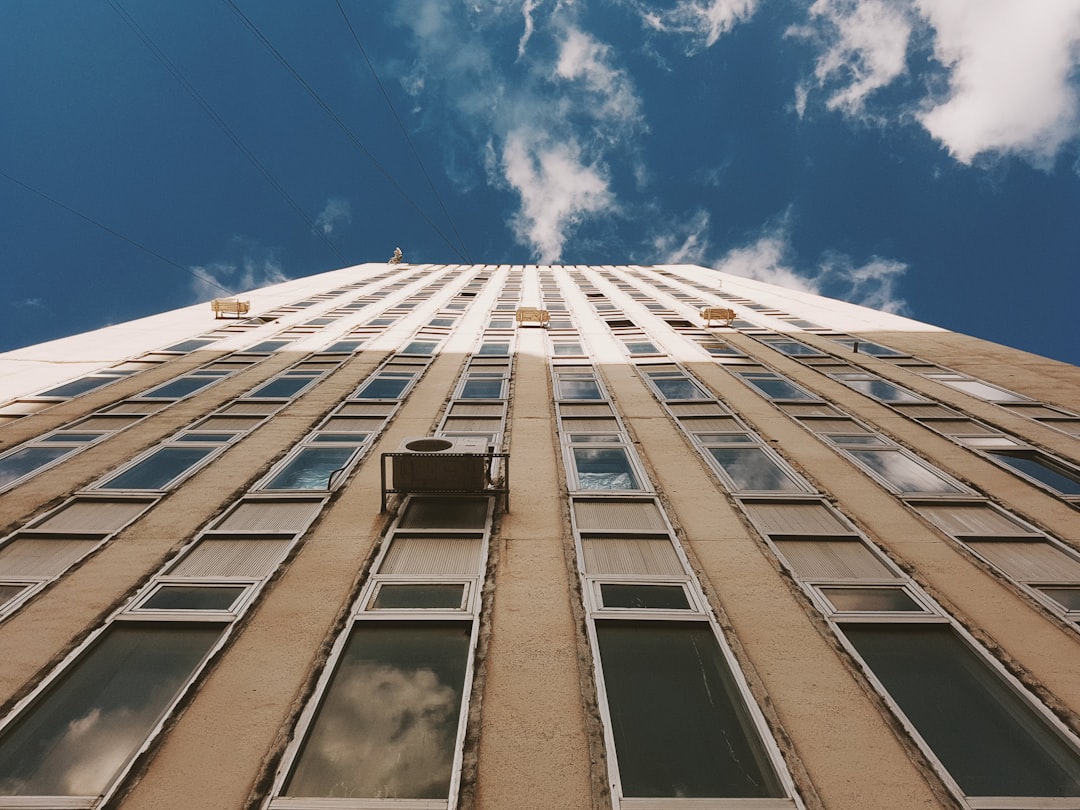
[635,0,759,51]
[653,217,910,314]
[792,0,1080,166]
[792,0,913,117]
[915,0,1080,166]
[503,132,614,262]
[392,0,644,261]
[189,238,288,301]
[314,197,352,235]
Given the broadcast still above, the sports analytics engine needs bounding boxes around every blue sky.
[2,1,1079,363]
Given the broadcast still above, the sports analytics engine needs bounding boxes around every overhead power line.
[107,0,346,264]
[0,168,235,298]
[221,0,470,263]
[334,0,473,263]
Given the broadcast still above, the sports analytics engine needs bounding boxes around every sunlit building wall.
[0,262,1078,810]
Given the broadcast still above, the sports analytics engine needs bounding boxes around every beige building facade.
[0,263,1078,810]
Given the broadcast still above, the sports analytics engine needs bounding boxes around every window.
[763,338,824,356]
[595,622,786,799]
[261,447,356,490]
[37,371,132,399]
[706,445,807,492]
[0,624,220,798]
[140,371,227,400]
[832,373,925,403]
[648,374,709,400]
[248,373,320,399]
[0,446,76,489]
[986,451,1080,496]
[738,372,815,401]
[459,376,505,399]
[925,373,1028,402]
[845,448,966,494]
[556,374,603,400]
[834,338,904,357]
[280,623,470,800]
[355,373,415,400]
[845,625,1080,798]
[98,446,214,491]
[571,447,642,491]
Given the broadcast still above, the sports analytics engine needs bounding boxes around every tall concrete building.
[0,262,1078,810]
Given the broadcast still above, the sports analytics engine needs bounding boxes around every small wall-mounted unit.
[391,436,489,493]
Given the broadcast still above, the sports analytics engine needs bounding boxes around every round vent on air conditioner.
[404,438,454,452]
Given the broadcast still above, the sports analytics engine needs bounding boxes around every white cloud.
[392,1,641,260]
[794,0,1080,165]
[916,0,1080,166]
[805,0,912,116]
[555,27,642,125]
[518,0,542,58]
[189,239,288,301]
[502,131,614,262]
[685,224,910,313]
[816,252,910,314]
[314,197,352,235]
[651,208,712,264]
[639,0,759,50]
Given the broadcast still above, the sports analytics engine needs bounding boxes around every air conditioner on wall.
[391,436,489,493]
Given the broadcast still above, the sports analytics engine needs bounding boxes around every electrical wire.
[334,0,472,263]
[107,0,346,264]
[0,168,236,297]
[221,0,470,263]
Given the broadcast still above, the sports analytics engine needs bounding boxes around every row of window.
[0,270,481,805]
[566,270,1080,805]
[548,272,803,807]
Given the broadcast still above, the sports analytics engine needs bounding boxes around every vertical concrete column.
[472,327,594,810]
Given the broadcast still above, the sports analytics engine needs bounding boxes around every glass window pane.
[0,584,30,607]
[141,585,245,611]
[988,453,1080,495]
[708,447,803,491]
[573,448,640,490]
[324,341,361,353]
[372,584,466,609]
[652,377,708,400]
[1037,586,1080,611]
[249,376,317,398]
[842,378,924,403]
[934,378,1027,402]
[38,433,103,443]
[626,342,658,355]
[164,338,215,352]
[400,498,488,529]
[553,343,583,355]
[39,377,116,398]
[100,447,213,490]
[247,340,288,353]
[847,449,965,494]
[460,379,503,399]
[310,433,369,444]
[403,341,437,355]
[283,623,470,799]
[767,340,823,356]
[596,622,784,798]
[845,625,1080,796]
[356,376,411,399]
[600,584,690,610]
[0,447,74,487]
[742,376,814,401]
[264,448,355,490]
[478,343,509,356]
[174,433,235,443]
[141,375,220,400]
[558,379,602,400]
[0,625,220,796]
[820,586,923,612]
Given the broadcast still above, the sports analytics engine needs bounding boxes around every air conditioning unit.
[392,436,489,493]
